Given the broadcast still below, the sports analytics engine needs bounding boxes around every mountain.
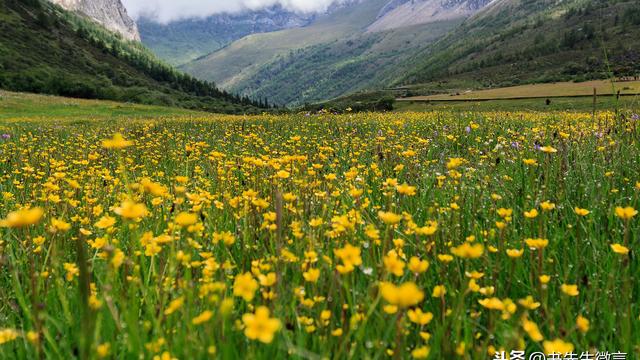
[395,0,640,93]
[48,0,140,41]
[367,0,491,32]
[0,0,267,114]
[138,7,315,66]
[229,20,460,106]
[138,0,640,107]
[179,0,390,93]
[175,0,490,106]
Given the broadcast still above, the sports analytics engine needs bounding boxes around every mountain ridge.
[48,0,140,41]
[0,0,267,114]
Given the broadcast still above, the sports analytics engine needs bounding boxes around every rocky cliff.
[49,0,140,41]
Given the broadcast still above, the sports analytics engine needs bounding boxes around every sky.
[122,0,343,23]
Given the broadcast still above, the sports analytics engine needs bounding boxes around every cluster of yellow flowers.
[0,110,638,358]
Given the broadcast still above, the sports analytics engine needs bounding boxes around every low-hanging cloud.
[122,0,343,23]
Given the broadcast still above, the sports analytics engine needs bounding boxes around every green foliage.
[228,20,460,107]
[398,0,640,90]
[0,0,269,114]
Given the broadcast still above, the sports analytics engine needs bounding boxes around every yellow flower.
[576,315,589,333]
[574,207,590,216]
[524,209,538,219]
[380,282,424,308]
[383,250,405,277]
[378,211,402,225]
[303,268,320,283]
[213,231,235,245]
[525,238,548,250]
[114,200,148,220]
[407,309,433,325]
[242,306,281,343]
[415,221,438,236]
[192,310,213,325]
[446,157,464,170]
[63,263,79,281]
[560,284,579,297]
[496,208,513,219]
[543,339,574,354]
[102,133,133,149]
[431,285,446,298]
[49,218,71,233]
[522,318,544,342]
[396,183,416,196]
[506,249,524,258]
[164,296,185,315]
[334,244,362,274]
[0,207,44,228]
[610,243,629,255]
[175,212,198,226]
[615,206,637,220]
[408,257,429,274]
[258,272,277,287]
[478,297,504,311]
[233,272,259,302]
[540,146,557,153]
[411,346,430,359]
[540,201,556,211]
[450,243,484,259]
[518,296,541,310]
[96,343,111,358]
[26,331,39,344]
[523,158,538,166]
[275,170,290,179]
[95,215,116,229]
[0,329,19,345]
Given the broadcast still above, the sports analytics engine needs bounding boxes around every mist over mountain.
[122,0,349,23]
[138,6,315,66]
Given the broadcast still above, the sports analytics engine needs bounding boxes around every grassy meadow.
[0,91,203,121]
[0,103,639,359]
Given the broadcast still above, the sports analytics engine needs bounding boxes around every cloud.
[122,0,343,23]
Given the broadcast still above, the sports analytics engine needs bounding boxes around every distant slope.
[139,7,314,66]
[0,0,266,114]
[367,0,490,32]
[181,0,390,91]
[397,0,640,91]
[234,20,461,106]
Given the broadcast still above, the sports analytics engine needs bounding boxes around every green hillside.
[397,0,640,93]
[180,0,389,91]
[0,0,267,114]
[232,20,460,106]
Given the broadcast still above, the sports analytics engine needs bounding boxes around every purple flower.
[511,142,520,149]
[534,143,541,151]
[1,134,10,140]
[632,113,639,121]
[465,126,472,133]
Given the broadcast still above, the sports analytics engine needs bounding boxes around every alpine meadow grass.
[0,110,638,359]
